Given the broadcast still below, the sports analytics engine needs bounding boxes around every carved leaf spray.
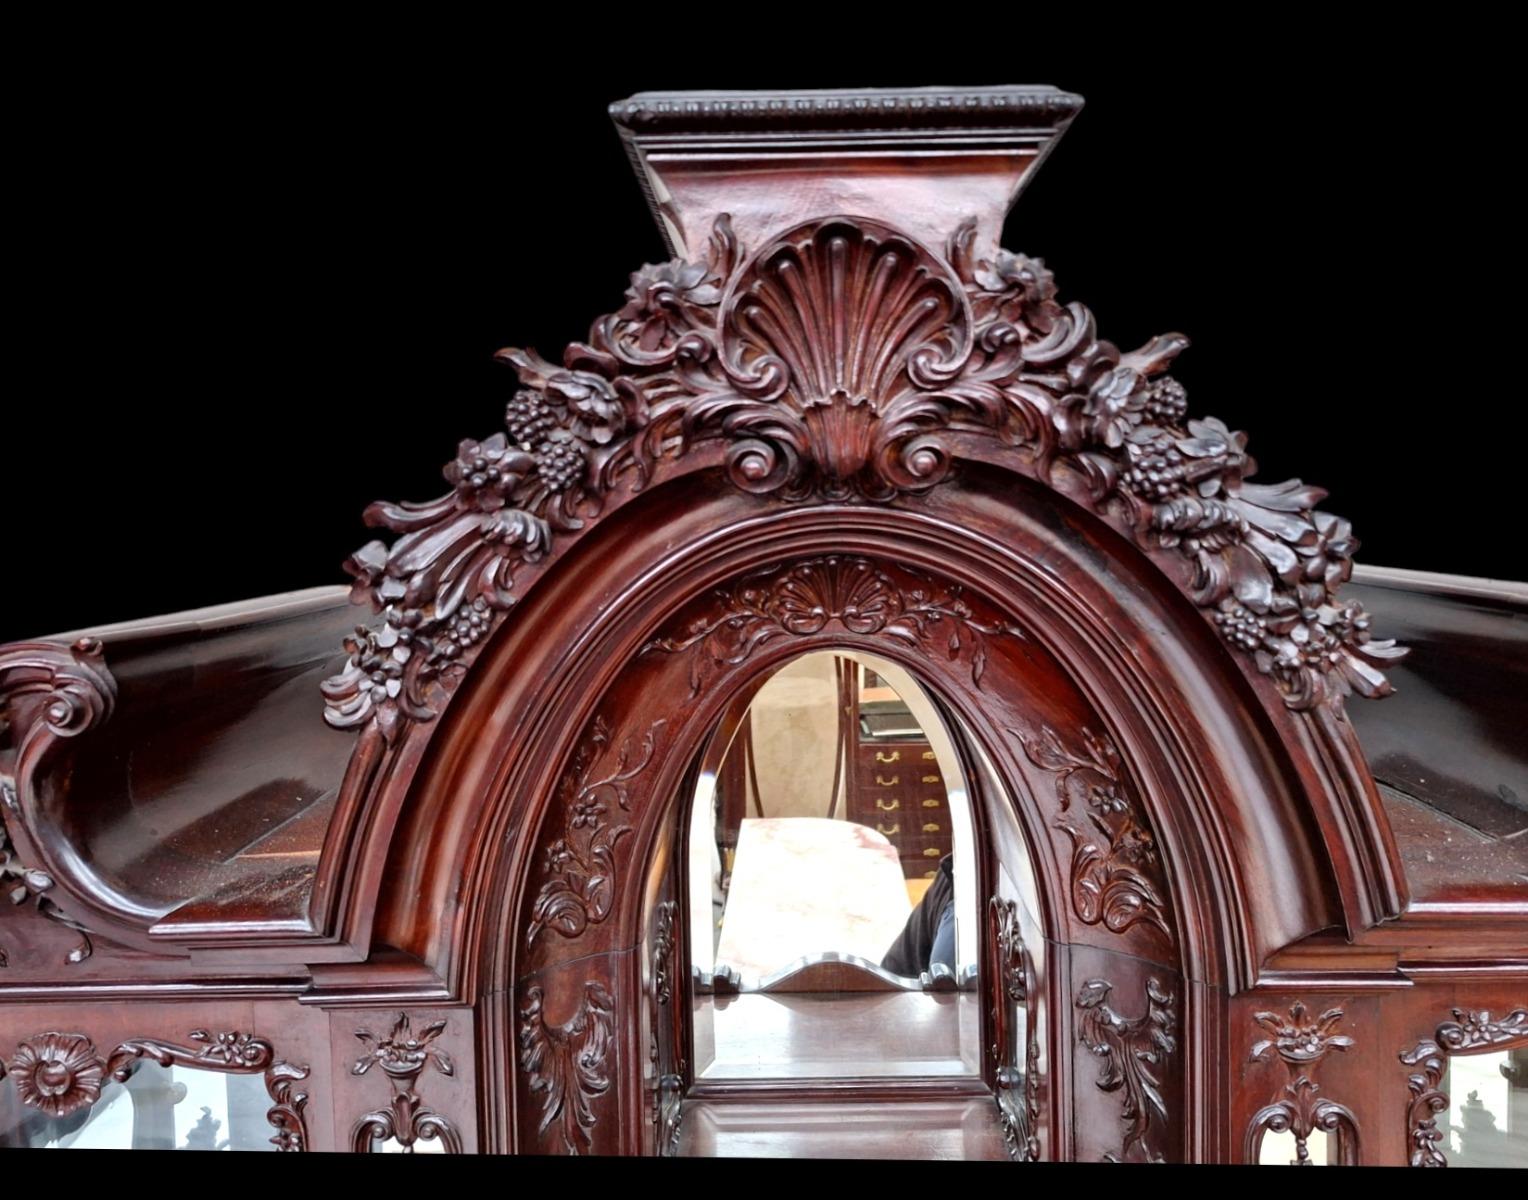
[322,214,1404,743]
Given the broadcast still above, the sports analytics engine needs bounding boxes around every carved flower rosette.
[323,208,1403,741]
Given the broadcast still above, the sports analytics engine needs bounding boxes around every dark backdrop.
[5,27,1515,641]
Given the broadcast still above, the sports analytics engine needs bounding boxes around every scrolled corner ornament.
[1,638,118,966]
[322,201,1403,740]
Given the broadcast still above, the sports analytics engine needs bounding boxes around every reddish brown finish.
[1,86,1523,1163]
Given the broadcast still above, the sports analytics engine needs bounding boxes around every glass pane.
[1444,1049,1528,1169]
[688,650,983,1081]
[1257,1128,1330,1166]
[0,1063,276,1151]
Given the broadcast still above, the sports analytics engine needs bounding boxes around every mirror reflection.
[0,1061,276,1151]
[1442,1047,1528,1168]
[687,651,981,1081]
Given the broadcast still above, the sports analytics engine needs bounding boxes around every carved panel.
[2,1027,310,1150]
[518,981,615,1155]
[1015,724,1172,942]
[349,1012,461,1153]
[642,555,1023,695]
[1245,1002,1359,1165]
[1399,1006,1528,1167]
[1076,975,1177,1162]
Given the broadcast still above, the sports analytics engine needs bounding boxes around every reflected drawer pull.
[922,751,936,761]
[876,774,899,787]
[921,799,940,809]
[875,750,901,764]
[921,774,940,784]
[922,847,940,858]
[922,822,941,833]
[876,798,900,812]
[923,869,938,879]
[877,822,900,835]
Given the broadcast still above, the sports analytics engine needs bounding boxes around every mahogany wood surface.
[1,84,1523,1164]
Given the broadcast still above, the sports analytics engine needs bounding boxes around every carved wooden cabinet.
[1,85,1524,1164]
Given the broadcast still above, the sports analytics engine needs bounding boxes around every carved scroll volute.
[1,639,118,967]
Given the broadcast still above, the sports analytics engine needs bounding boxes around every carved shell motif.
[715,218,973,497]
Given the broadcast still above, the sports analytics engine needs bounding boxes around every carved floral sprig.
[527,717,667,943]
[353,1011,455,1082]
[1015,724,1171,940]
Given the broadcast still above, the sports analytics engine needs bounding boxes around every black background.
[5,24,1516,642]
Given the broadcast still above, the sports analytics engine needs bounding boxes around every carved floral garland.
[323,213,1402,742]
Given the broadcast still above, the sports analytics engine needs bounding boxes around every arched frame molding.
[356,458,1386,1155]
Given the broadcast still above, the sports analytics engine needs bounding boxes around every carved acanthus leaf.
[323,212,1401,740]
[519,981,616,1155]
[1076,976,1177,1163]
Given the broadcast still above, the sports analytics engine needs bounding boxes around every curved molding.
[0,638,118,966]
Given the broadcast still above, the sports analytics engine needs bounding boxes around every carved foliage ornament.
[519,981,616,1155]
[1015,723,1171,942]
[1399,1006,1528,1167]
[351,1011,462,1153]
[0,638,118,966]
[1076,976,1177,1163]
[990,897,1041,1162]
[527,716,667,945]
[1,1028,309,1150]
[323,212,1402,741]
[642,555,1023,696]
[1246,1001,1359,1166]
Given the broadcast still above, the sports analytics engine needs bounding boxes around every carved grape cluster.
[323,209,1402,741]
[506,390,558,448]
